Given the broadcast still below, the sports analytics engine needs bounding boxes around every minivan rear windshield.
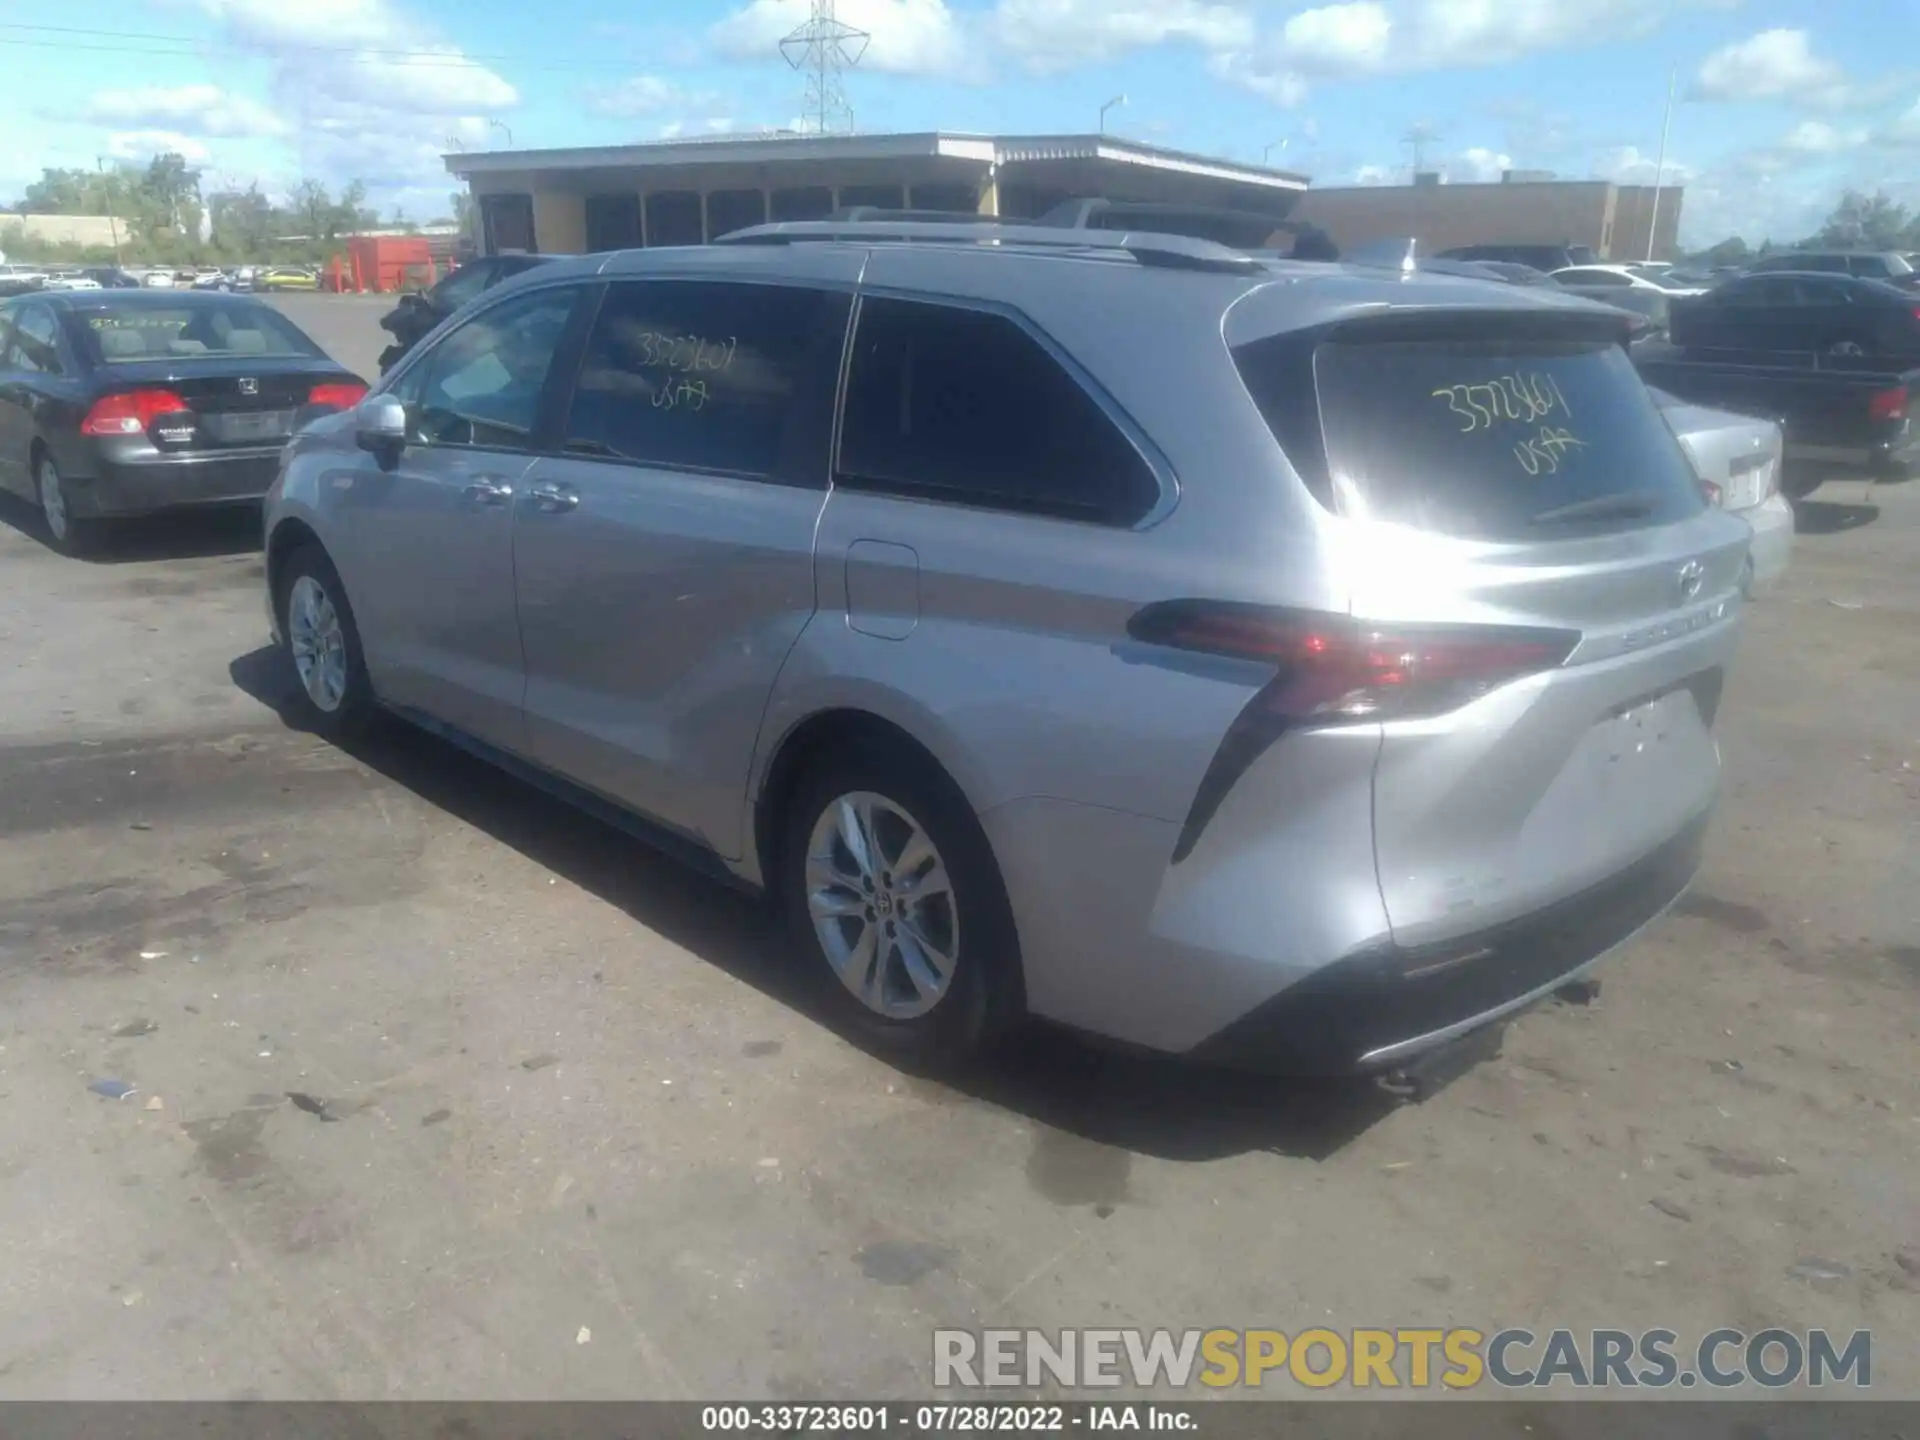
[1234,333,1705,541]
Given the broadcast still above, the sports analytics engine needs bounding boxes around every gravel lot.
[0,294,1915,1400]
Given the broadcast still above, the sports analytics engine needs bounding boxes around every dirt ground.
[0,295,1914,1401]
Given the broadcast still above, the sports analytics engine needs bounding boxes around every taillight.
[81,388,189,436]
[1140,602,1578,863]
[1128,601,1578,725]
[308,381,368,409]
[1869,386,1908,422]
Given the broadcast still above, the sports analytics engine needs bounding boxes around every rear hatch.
[1234,309,1751,947]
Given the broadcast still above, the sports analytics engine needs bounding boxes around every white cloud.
[1592,145,1693,185]
[1451,145,1513,182]
[1780,120,1867,155]
[1352,163,1396,185]
[1692,29,1852,107]
[309,50,517,114]
[588,76,700,119]
[1881,99,1920,147]
[107,130,213,163]
[710,0,971,77]
[81,84,287,138]
[990,0,1254,72]
[1216,0,1726,106]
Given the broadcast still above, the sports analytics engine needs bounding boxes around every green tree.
[209,185,278,250]
[1693,236,1750,266]
[138,152,203,235]
[1811,190,1912,250]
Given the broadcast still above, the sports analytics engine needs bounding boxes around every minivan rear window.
[1235,334,1704,540]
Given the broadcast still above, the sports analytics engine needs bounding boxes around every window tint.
[8,305,64,374]
[1558,269,1629,287]
[837,297,1160,525]
[429,261,495,312]
[396,285,579,451]
[1845,256,1890,278]
[1235,334,1702,541]
[561,280,845,482]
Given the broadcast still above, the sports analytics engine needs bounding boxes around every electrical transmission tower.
[780,0,870,136]
[1402,121,1442,177]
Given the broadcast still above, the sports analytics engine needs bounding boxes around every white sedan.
[1550,263,1708,297]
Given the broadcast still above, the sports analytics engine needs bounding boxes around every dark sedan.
[0,290,365,554]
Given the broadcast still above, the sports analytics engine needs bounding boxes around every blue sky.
[3,0,1917,245]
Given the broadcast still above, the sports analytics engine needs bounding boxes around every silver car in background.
[260,224,1751,1075]
[1654,390,1793,596]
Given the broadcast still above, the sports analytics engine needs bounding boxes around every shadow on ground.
[1794,498,1880,535]
[0,494,261,563]
[229,645,1405,1164]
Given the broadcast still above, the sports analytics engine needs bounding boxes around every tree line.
[1688,190,1920,267]
[1,151,471,268]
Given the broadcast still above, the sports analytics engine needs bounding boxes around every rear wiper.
[1528,490,1663,526]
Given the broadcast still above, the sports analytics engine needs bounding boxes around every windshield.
[75,300,321,364]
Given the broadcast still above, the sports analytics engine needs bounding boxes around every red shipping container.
[345,235,434,294]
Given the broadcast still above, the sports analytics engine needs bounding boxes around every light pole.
[1646,67,1675,262]
[1264,138,1288,166]
[1099,94,1127,135]
[488,119,514,148]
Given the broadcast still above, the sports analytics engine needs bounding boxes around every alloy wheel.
[804,791,959,1020]
[288,574,349,713]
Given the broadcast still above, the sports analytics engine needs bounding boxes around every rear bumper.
[1739,493,1794,596]
[1187,808,1711,1074]
[68,448,282,519]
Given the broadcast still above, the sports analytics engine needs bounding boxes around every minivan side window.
[560,279,848,484]
[836,296,1161,525]
[391,285,580,451]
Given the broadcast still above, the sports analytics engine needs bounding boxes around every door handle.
[463,477,514,505]
[526,481,579,512]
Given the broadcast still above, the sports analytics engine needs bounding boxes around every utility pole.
[95,157,123,265]
[1646,67,1676,262]
[1099,94,1127,134]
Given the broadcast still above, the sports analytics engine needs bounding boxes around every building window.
[770,186,834,222]
[479,194,536,255]
[645,191,704,247]
[706,189,767,241]
[837,184,904,212]
[585,194,642,252]
[906,183,980,214]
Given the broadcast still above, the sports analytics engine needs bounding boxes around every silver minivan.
[261,222,1751,1072]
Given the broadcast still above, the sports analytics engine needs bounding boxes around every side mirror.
[354,394,408,457]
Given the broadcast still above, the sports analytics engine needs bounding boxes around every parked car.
[138,268,176,288]
[232,265,260,292]
[376,253,557,373]
[1636,271,1920,494]
[81,267,144,290]
[1744,250,1920,292]
[0,290,365,555]
[1550,264,1706,297]
[192,269,235,291]
[1436,243,1598,272]
[42,268,101,292]
[258,266,320,292]
[262,220,1749,1075]
[0,263,49,297]
[1653,390,1792,596]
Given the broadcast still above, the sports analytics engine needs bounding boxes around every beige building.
[1291,175,1684,262]
[444,131,1308,255]
[0,213,125,251]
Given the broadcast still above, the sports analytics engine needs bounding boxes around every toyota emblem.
[238,377,258,396]
[1676,560,1705,602]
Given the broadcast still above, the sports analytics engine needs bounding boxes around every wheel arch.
[265,515,325,617]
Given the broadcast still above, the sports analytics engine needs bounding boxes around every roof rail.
[825,206,1003,225]
[712,219,1265,274]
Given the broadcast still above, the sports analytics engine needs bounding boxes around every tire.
[781,744,1024,1064]
[276,544,375,739]
[34,450,100,557]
